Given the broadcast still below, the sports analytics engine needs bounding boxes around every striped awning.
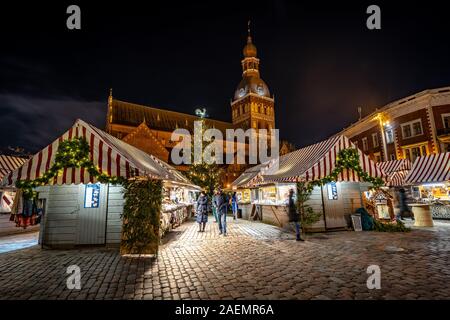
[377,159,411,174]
[262,135,384,183]
[0,155,27,182]
[1,119,196,188]
[404,152,450,184]
[376,159,411,187]
[386,170,409,187]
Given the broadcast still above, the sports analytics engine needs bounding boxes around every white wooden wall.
[341,182,363,215]
[36,184,125,248]
[106,185,124,245]
[38,185,79,246]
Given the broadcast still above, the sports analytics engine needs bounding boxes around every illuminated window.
[385,129,394,144]
[362,137,368,151]
[442,113,450,129]
[403,144,428,163]
[401,119,423,139]
[372,133,379,148]
[374,152,382,163]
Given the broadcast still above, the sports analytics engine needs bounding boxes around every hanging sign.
[84,184,100,208]
[327,182,338,200]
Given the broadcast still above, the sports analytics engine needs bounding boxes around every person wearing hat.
[288,189,304,241]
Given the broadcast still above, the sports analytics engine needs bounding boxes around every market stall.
[375,159,412,218]
[233,135,385,231]
[231,162,270,219]
[404,152,450,220]
[0,155,34,235]
[1,119,200,249]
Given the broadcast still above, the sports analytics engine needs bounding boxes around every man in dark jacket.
[288,189,304,241]
[214,189,228,236]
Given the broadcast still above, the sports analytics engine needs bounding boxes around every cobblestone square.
[1,218,449,300]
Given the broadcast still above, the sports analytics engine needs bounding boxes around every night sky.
[1,1,450,154]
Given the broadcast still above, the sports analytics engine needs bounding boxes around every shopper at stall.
[214,189,228,236]
[211,190,219,223]
[288,189,304,241]
[196,191,208,232]
[231,192,239,220]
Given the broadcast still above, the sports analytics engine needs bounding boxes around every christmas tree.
[186,119,223,196]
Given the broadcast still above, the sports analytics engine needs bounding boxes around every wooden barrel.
[411,204,434,227]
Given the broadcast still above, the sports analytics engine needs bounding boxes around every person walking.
[214,189,228,236]
[396,188,411,221]
[211,190,219,223]
[231,192,239,220]
[288,189,304,241]
[196,191,208,232]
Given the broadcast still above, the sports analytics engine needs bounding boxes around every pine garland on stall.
[121,179,163,254]
[16,137,126,199]
[304,148,384,193]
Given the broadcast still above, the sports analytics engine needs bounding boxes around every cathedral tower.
[231,23,275,132]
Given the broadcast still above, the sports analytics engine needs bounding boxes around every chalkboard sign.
[84,184,100,208]
[351,214,362,232]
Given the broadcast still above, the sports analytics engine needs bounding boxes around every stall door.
[322,183,346,229]
[76,183,108,245]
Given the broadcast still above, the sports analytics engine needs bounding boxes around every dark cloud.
[0,94,104,152]
[1,1,450,152]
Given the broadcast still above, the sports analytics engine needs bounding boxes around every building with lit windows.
[338,87,450,163]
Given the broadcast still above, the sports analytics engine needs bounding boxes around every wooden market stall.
[373,159,412,219]
[233,135,385,231]
[1,119,200,248]
[404,152,450,220]
[0,155,35,235]
[231,161,271,220]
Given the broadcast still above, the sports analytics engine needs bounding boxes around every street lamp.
[374,112,390,162]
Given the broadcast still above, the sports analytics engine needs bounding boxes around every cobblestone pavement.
[1,217,450,300]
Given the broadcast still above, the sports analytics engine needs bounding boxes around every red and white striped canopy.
[377,159,411,174]
[0,155,27,182]
[404,152,450,184]
[262,135,385,183]
[1,119,196,187]
[376,159,411,187]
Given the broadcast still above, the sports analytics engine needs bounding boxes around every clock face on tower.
[257,85,264,96]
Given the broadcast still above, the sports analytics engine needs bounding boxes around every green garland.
[305,148,384,192]
[121,179,162,254]
[16,137,126,199]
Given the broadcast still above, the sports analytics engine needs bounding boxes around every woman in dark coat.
[288,189,304,241]
[196,191,208,232]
